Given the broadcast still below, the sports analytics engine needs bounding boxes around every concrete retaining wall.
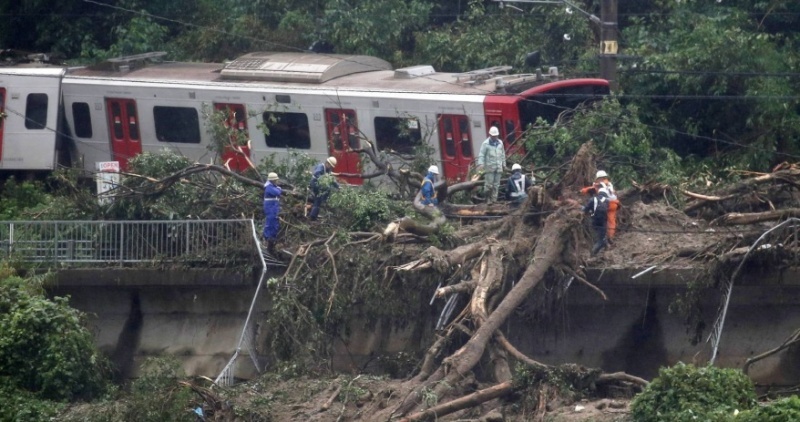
[48,265,800,385]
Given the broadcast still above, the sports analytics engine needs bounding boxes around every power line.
[61,0,800,164]
[621,69,800,78]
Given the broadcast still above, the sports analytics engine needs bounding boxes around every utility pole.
[599,0,618,91]
[494,0,619,90]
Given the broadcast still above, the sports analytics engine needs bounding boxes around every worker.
[477,126,506,204]
[420,165,439,207]
[581,170,619,243]
[262,172,282,254]
[505,163,533,205]
[582,182,610,256]
[308,156,340,220]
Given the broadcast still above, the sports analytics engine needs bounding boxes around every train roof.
[64,51,569,96]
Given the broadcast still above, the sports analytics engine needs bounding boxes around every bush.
[0,272,109,402]
[630,363,756,422]
[0,177,48,220]
[737,395,800,421]
[0,377,62,422]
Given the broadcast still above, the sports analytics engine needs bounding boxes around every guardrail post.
[54,221,59,264]
[185,221,190,256]
[119,223,124,266]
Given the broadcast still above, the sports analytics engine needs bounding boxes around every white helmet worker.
[326,156,338,167]
[595,170,608,180]
[428,165,440,175]
[512,163,522,171]
[489,126,500,137]
[267,172,279,181]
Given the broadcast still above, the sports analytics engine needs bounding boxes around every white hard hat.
[428,165,440,175]
[595,170,608,179]
[326,156,338,167]
[489,126,500,137]
[267,172,279,181]
[512,163,522,171]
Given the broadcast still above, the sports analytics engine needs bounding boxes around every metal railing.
[0,219,260,267]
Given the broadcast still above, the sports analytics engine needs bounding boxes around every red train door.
[213,103,251,171]
[106,98,142,171]
[437,114,473,182]
[484,96,523,157]
[0,88,5,161]
[324,108,362,185]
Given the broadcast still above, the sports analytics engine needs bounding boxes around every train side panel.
[0,68,64,171]
[62,77,489,180]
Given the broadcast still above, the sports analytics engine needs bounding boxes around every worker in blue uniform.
[308,156,339,220]
[421,165,440,207]
[263,172,282,254]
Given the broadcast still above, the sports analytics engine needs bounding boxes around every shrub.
[737,395,800,421]
[0,272,109,402]
[0,377,62,422]
[630,362,756,422]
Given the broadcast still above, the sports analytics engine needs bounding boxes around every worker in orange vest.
[580,170,620,243]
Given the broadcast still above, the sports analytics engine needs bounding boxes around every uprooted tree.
[74,102,800,421]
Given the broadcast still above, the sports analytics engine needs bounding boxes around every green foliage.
[323,0,432,60]
[58,357,196,422]
[125,358,193,422]
[110,150,218,219]
[256,151,318,190]
[526,98,682,188]
[0,378,62,422]
[737,395,800,421]
[328,187,407,231]
[0,269,109,402]
[622,3,800,170]
[413,1,594,72]
[630,363,756,422]
[0,178,48,220]
[202,103,251,159]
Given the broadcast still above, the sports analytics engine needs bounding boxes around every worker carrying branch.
[582,181,611,256]
[308,156,340,220]
[581,170,620,243]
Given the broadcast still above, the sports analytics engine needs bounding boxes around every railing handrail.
[0,219,261,267]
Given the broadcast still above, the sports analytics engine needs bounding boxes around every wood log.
[399,381,514,422]
[715,208,800,225]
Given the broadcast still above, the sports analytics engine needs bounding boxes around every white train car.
[0,67,65,172]
[4,52,610,183]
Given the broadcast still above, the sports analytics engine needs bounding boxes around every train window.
[111,102,124,139]
[504,120,515,145]
[126,102,140,140]
[72,102,93,138]
[347,121,360,150]
[374,117,422,154]
[459,118,472,157]
[263,112,311,149]
[443,118,456,157]
[275,95,291,104]
[25,93,48,129]
[153,106,200,143]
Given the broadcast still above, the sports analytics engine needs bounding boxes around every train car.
[0,66,65,173]
[4,52,609,183]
